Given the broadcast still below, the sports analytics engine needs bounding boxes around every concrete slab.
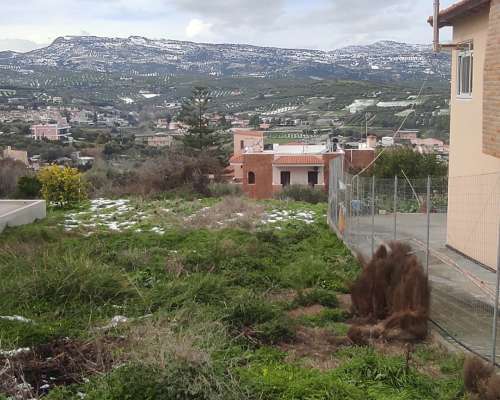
[0,200,46,232]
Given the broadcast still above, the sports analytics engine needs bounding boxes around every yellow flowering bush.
[38,165,87,208]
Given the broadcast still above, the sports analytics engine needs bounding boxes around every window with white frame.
[457,43,473,97]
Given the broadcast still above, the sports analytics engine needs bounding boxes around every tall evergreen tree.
[179,87,221,153]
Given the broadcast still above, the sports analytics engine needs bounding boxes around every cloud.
[171,0,286,30]
[0,0,457,50]
[0,38,45,52]
[185,19,213,39]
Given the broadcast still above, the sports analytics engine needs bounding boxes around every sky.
[0,0,455,52]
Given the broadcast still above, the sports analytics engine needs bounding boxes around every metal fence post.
[356,176,360,226]
[371,175,375,255]
[393,175,398,240]
[426,176,431,276]
[491,223,500,365]
[346,181,351,245]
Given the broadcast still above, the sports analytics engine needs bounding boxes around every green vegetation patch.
[0,198,465,399]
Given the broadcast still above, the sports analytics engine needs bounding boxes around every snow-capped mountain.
[0,36,450,81]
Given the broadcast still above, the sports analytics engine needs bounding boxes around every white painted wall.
[0,200,46,232]
[272,166,325,186]
[273,144,327,154]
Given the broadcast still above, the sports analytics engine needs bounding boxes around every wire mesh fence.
[328,158,500,364]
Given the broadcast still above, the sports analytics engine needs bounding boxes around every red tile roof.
[229,154,244,163]
[428,0,490,27]
[273,155,324,165]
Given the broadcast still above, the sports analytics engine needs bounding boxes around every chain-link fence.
[328,157,500,364]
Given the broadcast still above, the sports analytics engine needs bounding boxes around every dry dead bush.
[464,356,500,400]
[348,242,430,344]
[129,152,221,197]
[165,253,186,277]
[86,151,222,198]
[186,196,264,229]
[279,326,349,371]
[0,337,118,399]
[125,315,226,370]
[0,159,30,198]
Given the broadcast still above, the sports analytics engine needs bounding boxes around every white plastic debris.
[99,315,129,330]
[0,347,31,357]
[0,315,33,323]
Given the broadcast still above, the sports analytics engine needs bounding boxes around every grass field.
[0,196,466,399]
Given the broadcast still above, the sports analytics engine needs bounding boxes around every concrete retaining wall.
[0,200,47,233]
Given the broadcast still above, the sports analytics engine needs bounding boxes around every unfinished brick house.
[229,130,375,199]
[430,0,500,269]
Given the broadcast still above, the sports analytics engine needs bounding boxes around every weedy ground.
[0,196,466,399]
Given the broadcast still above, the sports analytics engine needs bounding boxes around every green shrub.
[280,257,329,289]
[292,288,338,308]
[255,316,296,344]
[276,185,327,204]
[0,319,57,349]
[149,274,231,311]
[225,295,279,328]
[16,175,41,198]
[38,165,87,208]
[0,251,135,315]
[239,361,366,400]
[0,159,30,198]
[298,309,349,328]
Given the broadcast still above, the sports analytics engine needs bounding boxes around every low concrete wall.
[0,200,46,232]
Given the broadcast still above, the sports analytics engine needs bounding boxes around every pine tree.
[179,87,221,153]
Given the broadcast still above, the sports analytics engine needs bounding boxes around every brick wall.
[343,149,376,173]
[483,0,500,158]
[242,154,274,199]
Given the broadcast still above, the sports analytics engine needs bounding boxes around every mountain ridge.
[0,35,450,82]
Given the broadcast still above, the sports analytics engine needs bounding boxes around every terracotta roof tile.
[428,0,490,27]
[273,155,324,165]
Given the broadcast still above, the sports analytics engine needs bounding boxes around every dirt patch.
[0,337,120,399]
[185,197,265,230]
[264,289,297,303]
[279,326,351,370]
[288,305,325,319]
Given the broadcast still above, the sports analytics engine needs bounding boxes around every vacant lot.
[0,196,465,399]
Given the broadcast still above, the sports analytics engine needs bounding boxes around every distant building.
[228,130,375,199]
[2,146,29,166]
[231,119,250,129]
[346,99,376,114]
[381,136,395,147]
[157,118,169,129]
[135,132,173,148]
[147,134,173,148]
[367,135,378,148]
[31,121,71,141]
[410,138,447,154]
[72,152,95,168]
[397,130,419,140]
